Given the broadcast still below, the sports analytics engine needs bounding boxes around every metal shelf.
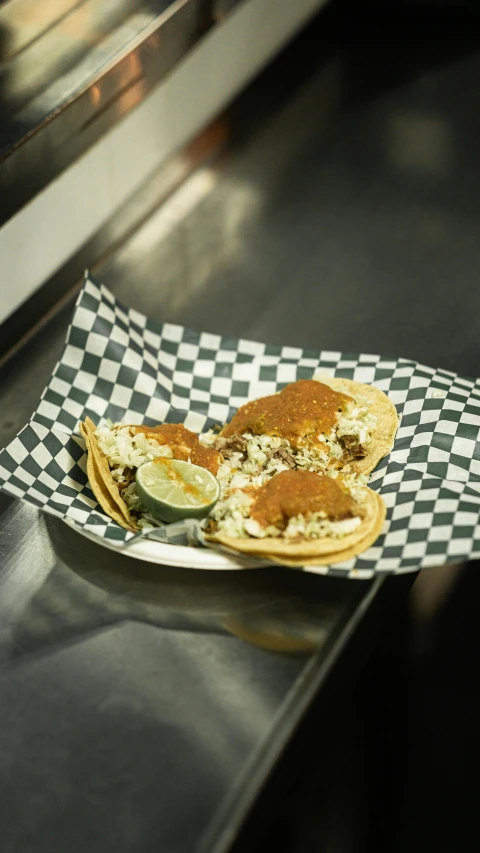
[0,0,210,225]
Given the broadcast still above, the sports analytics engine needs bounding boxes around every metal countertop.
[1,3,480,851]
[0,493,381,853]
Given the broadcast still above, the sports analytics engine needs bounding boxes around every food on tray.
[216,377,397,477]
[79,418,222,530]
[202,378,397,499]
[204,469,385,567]
[80,375,396,564]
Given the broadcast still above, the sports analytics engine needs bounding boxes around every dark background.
[233,2,480,851]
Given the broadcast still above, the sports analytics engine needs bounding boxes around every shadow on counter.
[3,512,370,663]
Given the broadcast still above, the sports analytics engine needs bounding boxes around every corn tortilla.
[314,376,398,475]
[259,492,386,567]
[80,418,138,531]
[207,485,385,566]
[80,374,393,565]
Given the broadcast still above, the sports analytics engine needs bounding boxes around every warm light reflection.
[121,166,262,313]
[2,0,78,29]
[61,4,97,42]
[0,0,80,60]
[90,84,101,107]
[128,51,143,78]
[225,619,318,654]
[119,52,147,113]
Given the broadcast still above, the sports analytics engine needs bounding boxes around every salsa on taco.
[205,468,386,567]
[80,418,222,531]
[80,376,396,564]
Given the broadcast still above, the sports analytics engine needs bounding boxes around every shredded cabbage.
[95,388,375,538]
[95,426,173,485]
[94,425,175,527]
[210,486,365,540]
[202,394,374,542]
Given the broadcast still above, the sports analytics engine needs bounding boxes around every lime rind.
[135,459,220,523]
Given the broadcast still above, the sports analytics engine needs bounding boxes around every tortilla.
[314,376,398,475]
[218,376,397,479]
[80,375,393,567]
[80,418,138,531]
[260,492,386,567]
[80,419,222,532]
[206,485,386,567]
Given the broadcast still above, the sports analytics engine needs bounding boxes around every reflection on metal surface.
[114,166,262,314]
[224,620,319,655]
[0,500,54,652]
[0,496,347,663]
[0,116,229,395]
[42,514,339,646]
[0,497,368,852]
[1,2,155,114]
[0,0,83,60]
[89,83,101,107]
[411,562,465,622]
[0,0,209,225]
[123,167,219,260]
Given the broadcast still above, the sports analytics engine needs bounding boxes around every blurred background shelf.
[0,0,327,329]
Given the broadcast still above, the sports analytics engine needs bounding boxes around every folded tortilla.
[80,375,393,564]
[80,418,138,531]
[257,491,386,567]
[315,377,398,475]
[206,480,386,567]
[80,417,223,533]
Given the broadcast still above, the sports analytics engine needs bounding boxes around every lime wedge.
[135,458,220,523]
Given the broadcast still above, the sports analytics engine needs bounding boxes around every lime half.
[135,459,220,523]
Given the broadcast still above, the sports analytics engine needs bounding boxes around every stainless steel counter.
[2,2,480,851]
[0,491,403,853]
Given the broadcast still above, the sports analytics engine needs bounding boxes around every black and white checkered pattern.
[1,273,480,577]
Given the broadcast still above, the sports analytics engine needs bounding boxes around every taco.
[205,468,386,567]
[80,417,223,531]
[314,376,398,475]
[80,377,394,565]
[203,377,397,502]
[80,419,134,530]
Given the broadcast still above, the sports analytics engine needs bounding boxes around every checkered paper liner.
[1,274,480,578]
